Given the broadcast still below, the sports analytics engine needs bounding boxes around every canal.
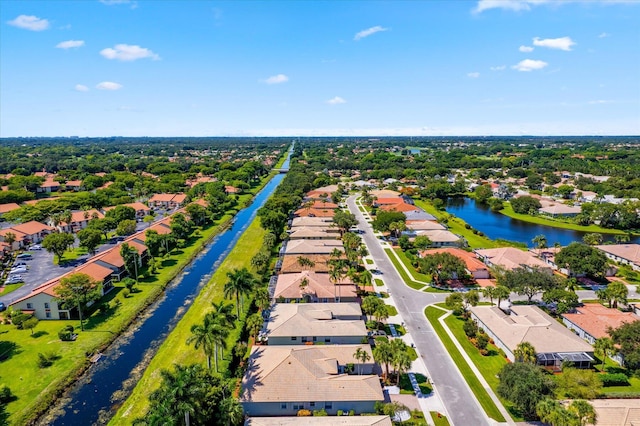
[48,151,290,425]
[446,197,640,247]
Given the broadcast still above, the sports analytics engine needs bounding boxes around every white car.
[5,275,24,284]
[29,244,42,250]
[10,266,27,274]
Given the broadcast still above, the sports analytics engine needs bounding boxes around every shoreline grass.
[500,203,637,236]
[110,218,266,424]
[425,306,506,422]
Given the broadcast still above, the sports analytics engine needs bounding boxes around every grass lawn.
[384,248,447,293]
[413,200,504,249]
[399,372,432,395]
[386,305,398,316]
[602,376,640,396]
[374,278,384,287]
[0,282,23,297]
[425,306,506,422]
[110,218,267,425]
[394,249,432,283]
[500,203,635,236]
[365,258,374,264]
[430,411,451,426]
[443,314,522,420]
[53,246,89,265]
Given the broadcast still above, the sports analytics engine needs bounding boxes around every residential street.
[346,195,493,426]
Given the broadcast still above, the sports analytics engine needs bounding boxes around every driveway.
[347,195,493,426]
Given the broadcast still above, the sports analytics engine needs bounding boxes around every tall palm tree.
[253,286,271,312]
[594,337,614,372]
[568,400,597,426]
[224,268,256,318]
[373,340,394,382]
[219,397,244,426]
[495,285,511,309]
[296,256,315,269]
[186,317,216,370]
[532,234,548,249]
[246,313,264,339]
[482,286,497,305]
[210,300,237,328]
[514,341,537,364]
[354,347,371,375]
[393,350,412,386]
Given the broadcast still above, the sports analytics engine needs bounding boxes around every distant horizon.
[2,1,639,137]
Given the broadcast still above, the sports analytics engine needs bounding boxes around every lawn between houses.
[110,218,266,424]
[424,306,506,423]
[2,215,234,426]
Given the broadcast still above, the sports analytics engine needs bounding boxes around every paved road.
[347,195,492,426]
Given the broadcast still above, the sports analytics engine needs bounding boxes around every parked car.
[28,244,42,250]
[371,269,383,275]
[0,302,6,312]
[16,253,32,260]
[10,266,28,274]
[5,275,24,284]
[14,262,28,267]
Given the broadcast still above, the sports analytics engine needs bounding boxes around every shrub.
[37,351,58,368]
[0,385,14,404]
[11,312,30,329]
[313,409,328,416]
[297,409,312,417]
[600,373,630,387]
[464,223,471,229]
[463,319,477,338]
[349,410,355,416]
[122,288,130,298]
[337,410,344,416]
[476,333,489,350]
[58,328,75,341]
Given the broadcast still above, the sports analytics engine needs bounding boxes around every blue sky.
[1,0,639,137]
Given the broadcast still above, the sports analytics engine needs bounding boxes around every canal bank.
[41,151,291,426]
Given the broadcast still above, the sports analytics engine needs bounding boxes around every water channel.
[48,150,291,425]
[446,197,640,247]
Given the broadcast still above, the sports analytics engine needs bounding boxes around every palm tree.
[186,318,215,370]
[614,233,631,244]
[296,256,315,269]
[583,233,603,246]
[514,341,537,364]
[358,270,373,289]
[393,350,412,386]
[532,234,548,249]
[495,285,510,309]
[219,397,244,426]
[253,286,271,312]
[568,400,597,426]
[154,364,202,426]
[536,398,561,425]
[246,313,264,339]
[224,268,256,318]
[354,347,371,375]
[482,286,497,305]
[3,232,16,251]
[373,303,390,324]
[594,337,614,372]
[210,300,237,328]
[373,340,394,381]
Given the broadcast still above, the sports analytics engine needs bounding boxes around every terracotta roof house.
[294,207,336,218]
[50,209,104,233]
[377,203,420,213]
[279,254,331,274]
[290,217,335,228]
[374,197,405,206]
[306,185,340,200]
[0,221,55,249]
[562,304,639,350]
[475,247,552,274]
[37,178,61,193]
[470,305,594,369]
[273,271,358,303]
[241,345,383,416]
[225,185,239,194]
[284,240,344,256]
[308,201,337,210]
[104,202,151,219]
[10,260,115,320]
[538,203,582,217]
[370,189,401,198]
[65,180,83,191]
[421,248,490,279]
[265,303,366,345]
[405,220,446,231]
[245,416,392,426]
[93,239,148,280]
[0,203,21,216]
[148,193,187,209]
[595,244,640,272]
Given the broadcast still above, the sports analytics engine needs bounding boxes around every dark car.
[0,302,6,312]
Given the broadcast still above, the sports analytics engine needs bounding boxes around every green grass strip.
[430,411,451,426]
[384,248,426,290]
[425,307,506,422]
[111,218,267,424]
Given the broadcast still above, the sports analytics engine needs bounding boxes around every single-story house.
[562,304,639,365]
[419,230,462,248]
[288,227,340,240]
[293,207,336,218]
[305,185,340,200]
[278,254,331,274]
[273,271,358,303]
[241,345,382,416]
[538,203,582,217]
[245,416,392,426]
[475,247,553,274]
[284,240,344,256]
[265,303,366,345]
[404,220,446,232]
[421,248,490,279]
[65,180,83,191]
[595,244,640,272]
[37,178,61,193]
[0,203,21,217]
[470,305,594,370]
[377,202,420,214]
[290,217,335,228]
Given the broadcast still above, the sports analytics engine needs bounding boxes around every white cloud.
[326,96,346,105]
[588,99,613,105]
[490,65,506,71]
[7,15,50,31]
[100,44,160,61]
[263,74,289,84]
[354,26,389,41]
[598,32,610,38]
[467,72,480,78]
[56,40,85,49]
[512,59,548,72]
[96,81,123,90]
[533,36,576,51]
[519,45,534,52]
[75,84,89,92]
